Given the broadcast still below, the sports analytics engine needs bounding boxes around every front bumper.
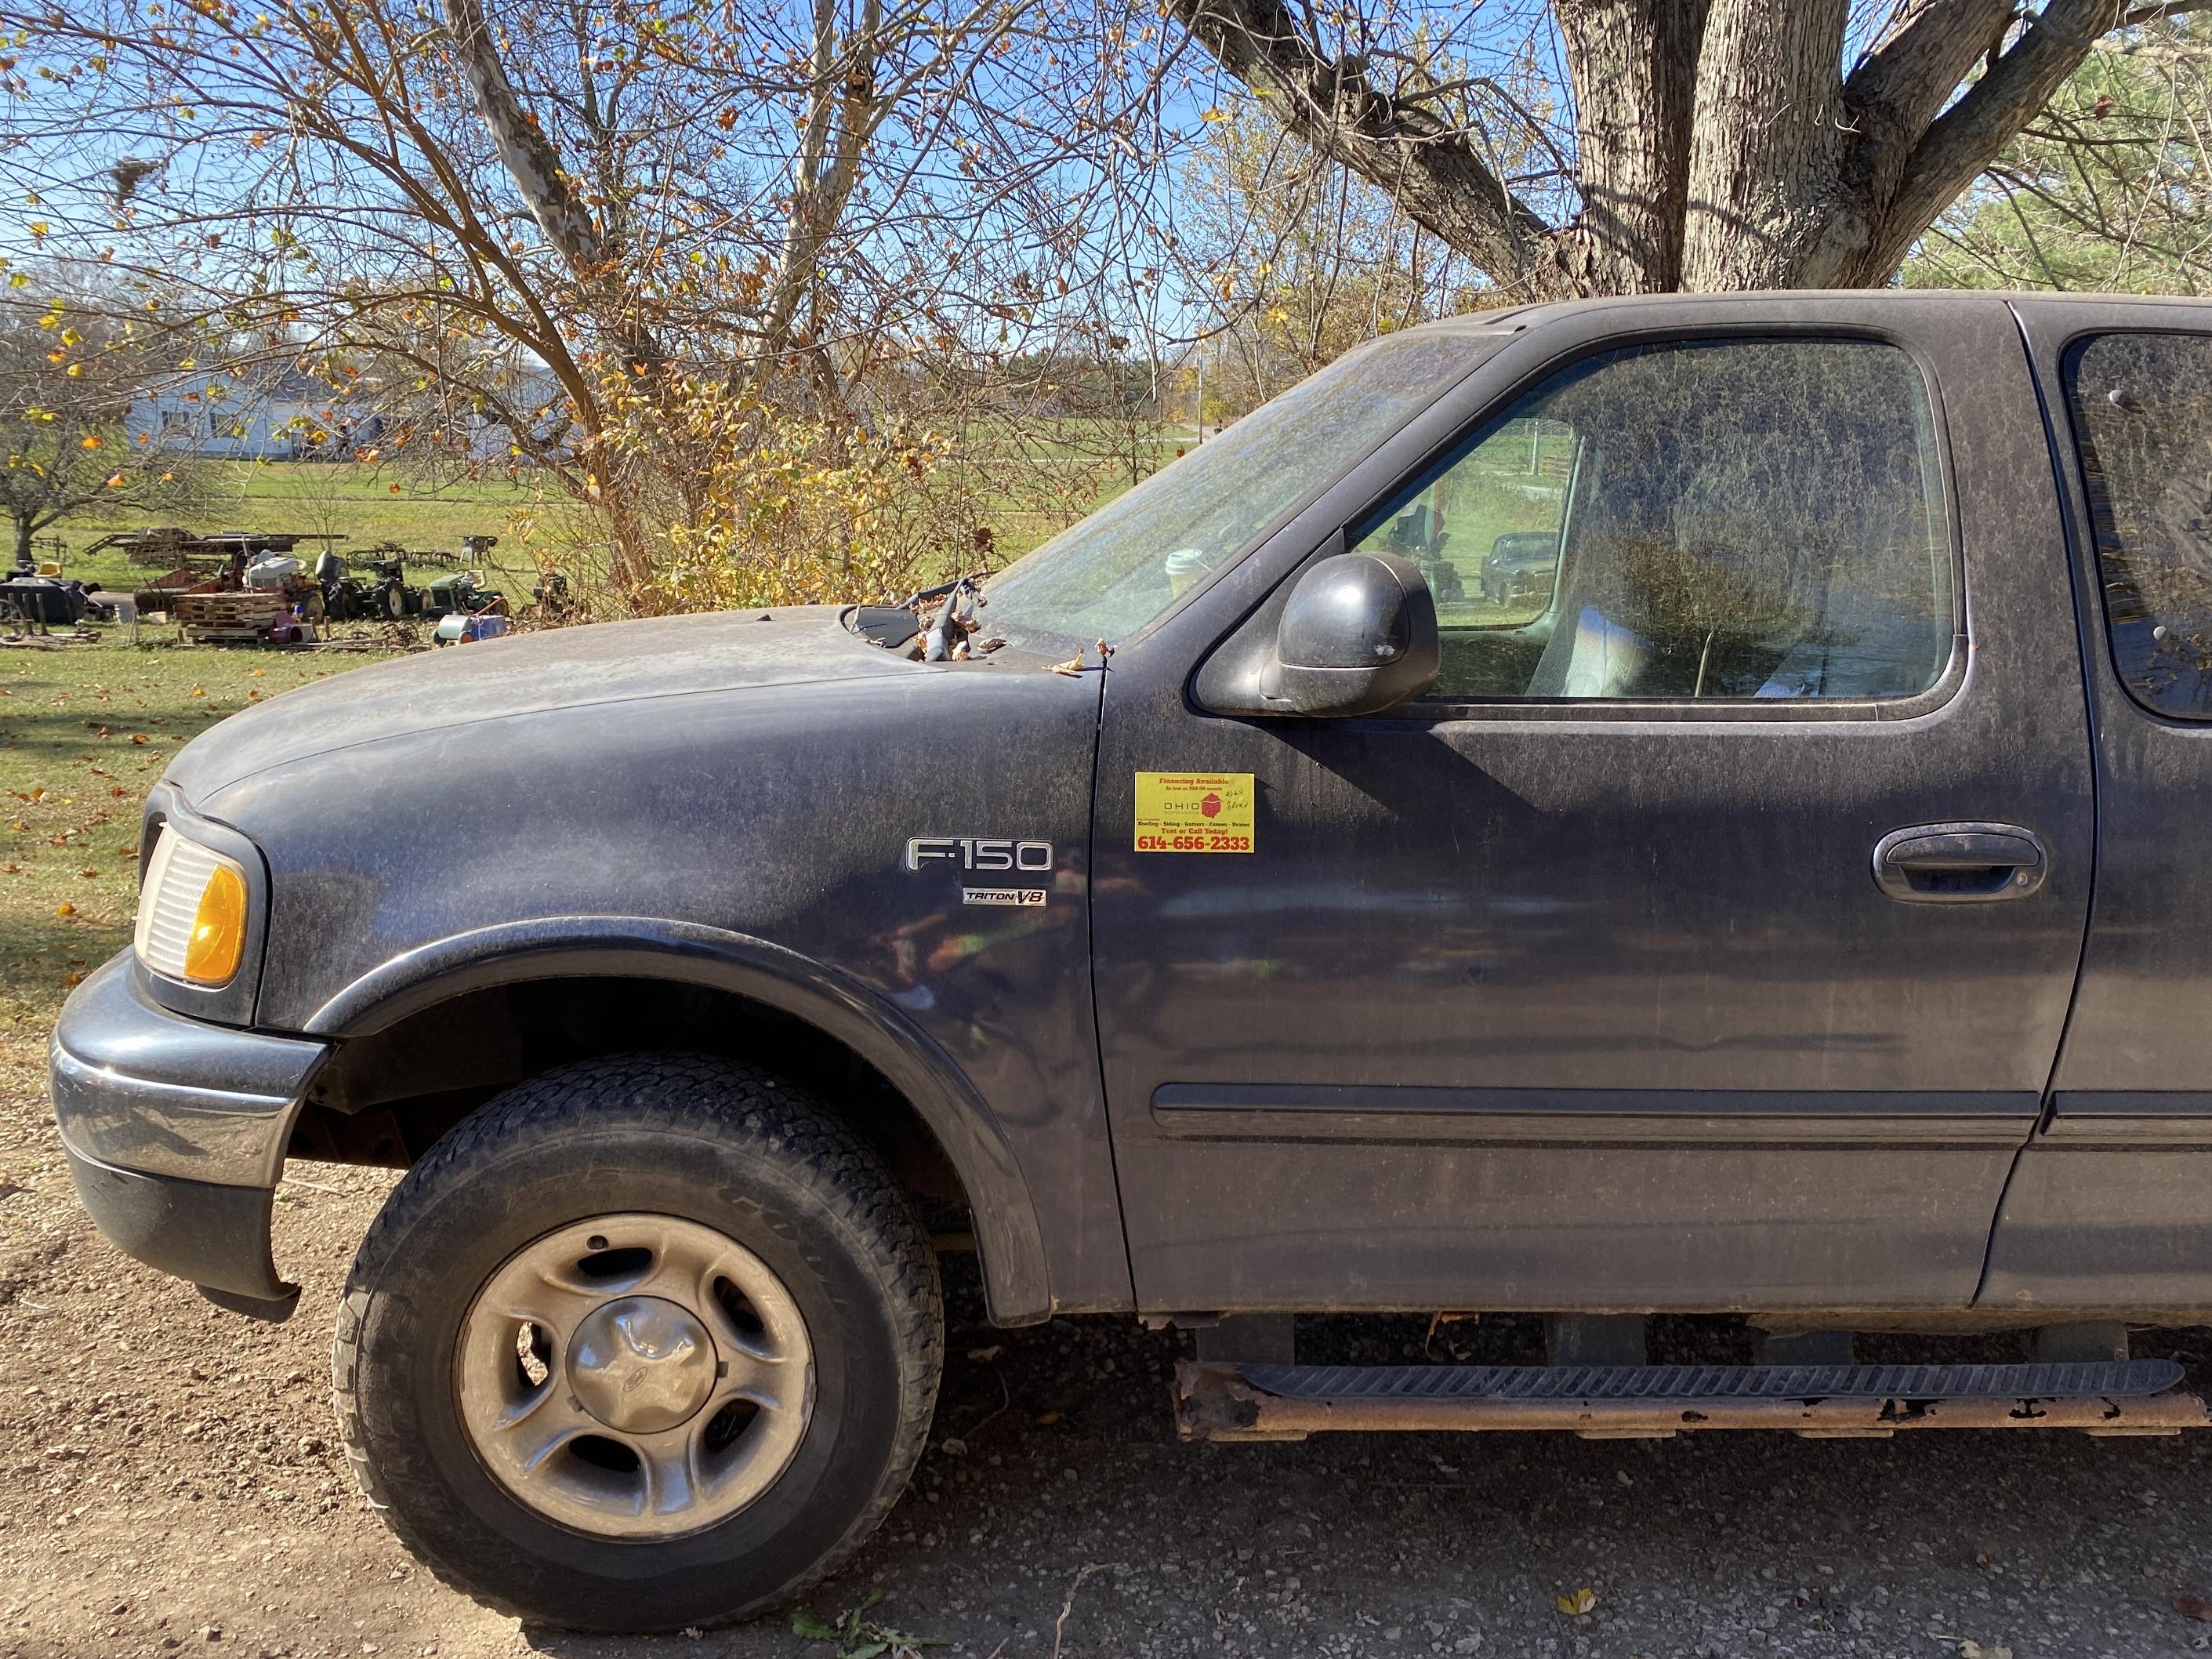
[51,952,331,1319]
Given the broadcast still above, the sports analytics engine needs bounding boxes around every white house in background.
[125,367,380,460]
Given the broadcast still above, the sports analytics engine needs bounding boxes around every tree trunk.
[12,516,31,569]
[1678,0,1852,290]
[1556,0,1711,293]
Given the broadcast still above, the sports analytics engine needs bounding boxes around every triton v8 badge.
[906,838,1053,908]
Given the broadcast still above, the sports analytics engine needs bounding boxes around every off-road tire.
[331,1054,943,1632]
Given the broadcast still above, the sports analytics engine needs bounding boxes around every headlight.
[134,825,249,986]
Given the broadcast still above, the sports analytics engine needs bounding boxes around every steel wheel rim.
[455,1213,815,1540]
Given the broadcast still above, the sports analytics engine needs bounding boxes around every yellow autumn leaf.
[1555,1588,1597,1617]
[1200,106,1230,122]
[79,434,102,449]
[27,220,47,237]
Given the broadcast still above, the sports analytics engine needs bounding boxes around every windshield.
[978,330,1496,651]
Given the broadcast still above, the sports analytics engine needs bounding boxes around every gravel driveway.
[8,1102,2212,1659]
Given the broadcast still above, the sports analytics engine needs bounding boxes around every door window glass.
[2064,331,2212,720]
[1352,338,1956,701]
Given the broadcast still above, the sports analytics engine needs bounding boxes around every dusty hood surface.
[165,606,920,800]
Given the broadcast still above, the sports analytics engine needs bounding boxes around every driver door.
[1088,297,2094,1318]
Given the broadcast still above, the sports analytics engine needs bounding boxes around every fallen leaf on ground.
[1555,1588,1596,1617]
[1958,1643,2013,1659]
[2174,1596,2212,1621]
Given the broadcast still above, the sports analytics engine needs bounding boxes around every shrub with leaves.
[588,369,960,615]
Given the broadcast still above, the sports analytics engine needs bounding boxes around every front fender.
[303,916,1052,1323]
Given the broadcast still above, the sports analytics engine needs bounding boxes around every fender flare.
[302,916,1051,1325]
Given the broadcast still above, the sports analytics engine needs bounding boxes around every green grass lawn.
[0,638,401,1054]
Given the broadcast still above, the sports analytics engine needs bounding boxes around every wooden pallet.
[175,590,288,626]
[175,589,299,644]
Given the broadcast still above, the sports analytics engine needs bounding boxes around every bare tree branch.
[1864,0,2128,279]
[441,0,604,277]
[1166,0,1572,296]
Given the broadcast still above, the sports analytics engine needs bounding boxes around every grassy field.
[41,462,551,596]
[38,429,1188,597]
[0,638,400,1055]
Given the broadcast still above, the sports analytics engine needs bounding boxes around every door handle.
[1872,822,2049,903]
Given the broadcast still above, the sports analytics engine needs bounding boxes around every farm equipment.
[329,545,503,622]
[176,551,327,644]
[427,570,511,646]
[92,523,511,636]
[422,569,506,621]
[531,570,572,619]
[1376,502,1467,603]
[0,556,114,631]
[314,550,414,621]
[432,609,512,646]
[86,526,341,575]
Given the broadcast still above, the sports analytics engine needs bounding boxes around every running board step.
[1174,1358,2209,1442]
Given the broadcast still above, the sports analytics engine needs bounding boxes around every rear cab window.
[1352,337,1957,705]
[2063,332,2212,719]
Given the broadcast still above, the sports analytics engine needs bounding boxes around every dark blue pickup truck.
[49,292,2212,1630]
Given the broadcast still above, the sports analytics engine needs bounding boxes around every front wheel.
[332,1055,943,1631]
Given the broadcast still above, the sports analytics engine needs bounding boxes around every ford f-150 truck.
[49,292,2212,1630]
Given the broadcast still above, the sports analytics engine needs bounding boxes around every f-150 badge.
[906,837,1053,873]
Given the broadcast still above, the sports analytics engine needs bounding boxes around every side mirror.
[1260,551,1439,717]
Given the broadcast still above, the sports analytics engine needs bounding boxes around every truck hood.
[165,606,923,800]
